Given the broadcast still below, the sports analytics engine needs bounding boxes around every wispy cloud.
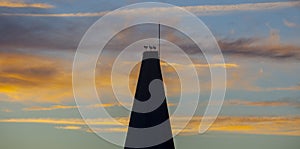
[225,99,300,107]
[160,61,239,69]
[1,108,12,112]
[0,1,299,17]
[0,118,86,125]
[0,12,107,17]
[1,16,299,62]
[226,68,300,92]
[186,1,300,16]
[283,19,297,28]
[172,116,300,136]
[0,0,54,9]
[23,105,77,111]
[265,85,300,91]
[23,103,131,111]
[218,38,300,60]
[55,125,82,130]
[0,118,124,126]
[0,52,73,103]
[202,116,300,136]
[1,116,300,136]
[250,85,300,92]
[0,49,297,104]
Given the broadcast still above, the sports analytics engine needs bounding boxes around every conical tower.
[124,24,175,149]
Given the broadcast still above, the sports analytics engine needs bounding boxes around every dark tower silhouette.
[125,24,175,149]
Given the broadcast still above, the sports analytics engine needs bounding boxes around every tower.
[124,24,175,149]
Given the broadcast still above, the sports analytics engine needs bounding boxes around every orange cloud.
[86,127,127,133]
[211,116,300,136]
[160,61,239,69]
[173,116,300,136]
[0,118,125,126]
[193,63,239,68]
[23,105,78,111]
[0,52,181,103]
[0,52,73,103]
[0,0,54,8]
[55,125,82,130]
[1,116,300,136]
[22,102,176,111]
[0,51,297,105]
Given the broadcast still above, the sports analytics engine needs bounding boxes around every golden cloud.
[23,103,128,111]
[173,116,300,136]
[55,125,82,130]
[0,52,73,103]
[160,61,239,69]
[0,50,297,105]
[22,102,177,111]
[1,116,300,136]
[23,105,78,111]
[0,0,54,8]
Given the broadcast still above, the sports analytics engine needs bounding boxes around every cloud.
[1,108,12,112]
[0,50,183,103]
[160,61,239,69]
[0,12,108,17]
[186,1,300,16]
[0,1,299,17]
[101,23,300,61]
[0,52,73,103]
[216,19,300,61]
[22,102,177,112]
[0,21,298,104]
[218,37,300,60]
[0,46,297,104]
[225,65,300,92]
[0,16,299,61]
[205,116,300,136]
[1,116,300,136]
[0,0,54,9]
[23,105,77,111]
[55,125,82,130]
[0,118,125,126]
[225,99,300,107]
[265,85,300,91]
[0,118,86,125]
[22,103,133,111]
[0,16,89,51]
[283,19,297,28]
[172,116,300,136]
[194,63,239,68]
[244,82,300,92]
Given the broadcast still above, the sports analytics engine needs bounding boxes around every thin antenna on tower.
[158,23,161,57]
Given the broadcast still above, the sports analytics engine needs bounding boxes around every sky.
[0,0,300,149]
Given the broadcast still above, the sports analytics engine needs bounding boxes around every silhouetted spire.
[125,51,175,149]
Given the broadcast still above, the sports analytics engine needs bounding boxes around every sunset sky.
[0,0,300,149]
